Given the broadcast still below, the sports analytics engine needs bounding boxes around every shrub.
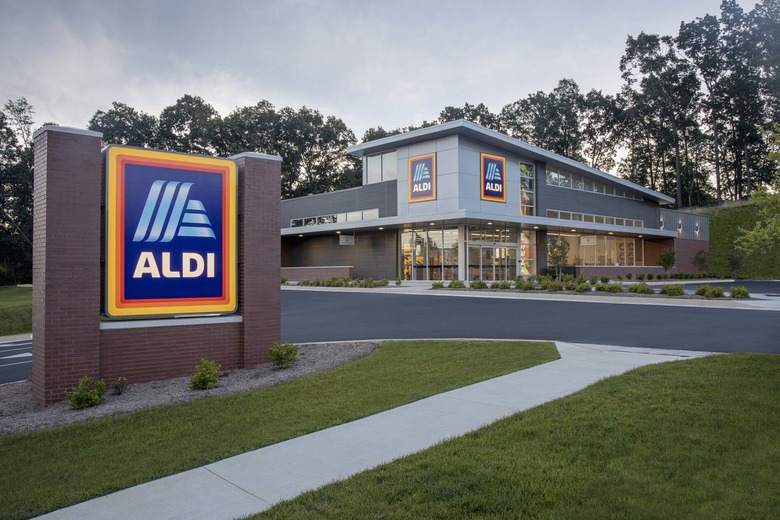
[617,275,623,281]
[490,280,511,290]
[730,286,750,299]
[659,249,676,272]
[564,280,577,291]
[111,377,128,396]
[646,273,654,280]
[626,273,633,280]
[636,274,645,281]
[605,283,624,293]
[661,284,685,296]
[589,275,599,286]
[696,284,724,298]
[561,274,575,283]
[448,279,466,289]
[431,281,444,289]
[66,376,106,409]
[595,283,608,292]
[469,280,488,289]
[189,359,222,390]
[629,282,655,295]
[280,277,288,285]
[574,283,591,293]
[575,275,586,284]
[600,276,610,284]
[544,280,563,292]
[270,342,299,368]
[517,280,535,291]
[395,278,402,286]
[377,278,389,287]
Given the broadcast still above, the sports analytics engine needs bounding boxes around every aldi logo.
[408,153,436,202]
[105,146,237,317]
[481,153,506,202]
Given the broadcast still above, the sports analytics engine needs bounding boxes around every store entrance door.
[467,246,517,281]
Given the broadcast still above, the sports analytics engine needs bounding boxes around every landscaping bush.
[660,284,685,296]
[637,274,645,281]
[66,376,106,409]
[189,359,221,390]
[604,283,624,293]
[600,276,610,284]
[589,276,599,286]
[574,283,591,293]
[628,282,655,295]
[626,273,633,280]
[564,280,578,291]
[730,286,750,299]
[646,273,654,280]
[696,285,724,298]
[469,280,488,289]
[395,278,402,286]
[431,281,444,289]
[490,280,511,290]
[448,280,466,289]
[517,280,535,291]
[111,377,128,396]
[270,342,299,368]
[280,277,288,285]
[594,282,607,292]
[543,280,563,292]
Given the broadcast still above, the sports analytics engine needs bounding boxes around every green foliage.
[647,273,654,280]
[270,342,299,369]
[431,281,444,289]
[574,283,591,293]
[660,284,686,296]
[297,277,390,288]
[702,202,780,279]
[189,359,221,390]
[637,273,645,281]
[563,280,578,291]
[617,275,623,281]
[280,277,288,285]
[600,276,610,283]
[517,280,535,291]
[111,377,127,396]
[589,275,599,285]
[605,283,624,293]
[626,273,633,279]
[542,279,563,291]
[490,280,511,290]
[395,278,402,286]
[696,284,724,298]
[448,280,466,289]
[629,282,655,294]
[729,286,751,299]
[547,237,571,280]
[658,249,676,272]
[66,376,106,409]
[469,280,488,289]
[691,249,709,272]
[0,286,32,335]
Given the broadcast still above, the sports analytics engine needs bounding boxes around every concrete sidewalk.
[37,342,713,520]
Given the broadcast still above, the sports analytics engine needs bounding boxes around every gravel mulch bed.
[0,341,379,437]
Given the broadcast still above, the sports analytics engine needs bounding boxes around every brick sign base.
[32,127,280,404]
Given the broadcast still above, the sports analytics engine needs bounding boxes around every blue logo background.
[123,164,225,300]
[409,156,435,200]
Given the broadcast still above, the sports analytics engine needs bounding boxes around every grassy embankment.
[257,353,780,519]
[0,285,32,336]
[0,340,558,519]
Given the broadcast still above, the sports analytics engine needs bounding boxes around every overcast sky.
[0,0,748,140]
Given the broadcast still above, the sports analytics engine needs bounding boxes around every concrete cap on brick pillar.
[33,125,102,140]
[229,152,282,162]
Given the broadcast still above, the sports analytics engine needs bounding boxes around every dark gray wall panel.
[282,181,397,226]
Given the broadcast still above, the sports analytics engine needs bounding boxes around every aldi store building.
[281,120,709,281]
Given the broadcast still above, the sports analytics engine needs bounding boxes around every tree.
[580,90,623,171]
[88,101,159,147]
[0,98,35,284]
[658,249,676,272]
[215,100,279,156]
[438,102,501,131]
[158,95,221,155]
[621,33,702,208]
[546,236,570,281]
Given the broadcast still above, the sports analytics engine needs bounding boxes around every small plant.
[646,273,654,281]
[469,280,488,289]
[448,279,466,289]
[189,359,222,390]
[730,286,750,299]
[617,275,623,281]
[600,276,610,284]
[280,277,288,285]
[112,377,128,396]
[574,283,591,293]
[66,376,106,409]
[595,282,608,292]
[605,283,624,293]
[270,341,299,368]
[628,282,655,295]
[517,280,535,291]
[636,274,645,281]
[589,275,599,286]
[626,273,633,280]
[661,284,685,296]
[431,281,444,289]
[563,280,577,291]
[395,278,402,286]
[490,280,511,290]
[544,280,563,292]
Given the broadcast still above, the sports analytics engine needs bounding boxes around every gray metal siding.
[281,180,397,226]
[535,162,660,227]
[285,230,399,279]
[660,209,709,240]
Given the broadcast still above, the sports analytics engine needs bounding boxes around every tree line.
[2,0,778,284]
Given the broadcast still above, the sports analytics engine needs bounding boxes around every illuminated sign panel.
[481,153,506,202]
[408,153,436,202]
[105,146,237,317]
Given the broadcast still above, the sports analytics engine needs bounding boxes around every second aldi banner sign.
[481,153,506,202]
[408,153,436,202]
[105,146,237,317]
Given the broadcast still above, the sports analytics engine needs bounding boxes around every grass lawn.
[256,353,780,519]
[0,285,32,336]
[0,340,558,519]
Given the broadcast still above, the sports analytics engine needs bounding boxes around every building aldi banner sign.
[481,153,506,202]
[408,153,436,202]
[105,146,237,317]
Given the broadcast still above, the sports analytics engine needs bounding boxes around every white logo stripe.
[146,181,180,242]
[161,182,194,243]
[132,180,166,242]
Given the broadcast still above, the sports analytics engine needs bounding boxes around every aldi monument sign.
[105,146,238,317]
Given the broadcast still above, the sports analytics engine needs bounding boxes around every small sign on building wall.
[339,234,355,246]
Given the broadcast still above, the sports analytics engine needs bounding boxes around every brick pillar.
[231,152,281,367]
[32,126,103,404]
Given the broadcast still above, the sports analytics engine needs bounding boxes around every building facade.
[281,120,709,281]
